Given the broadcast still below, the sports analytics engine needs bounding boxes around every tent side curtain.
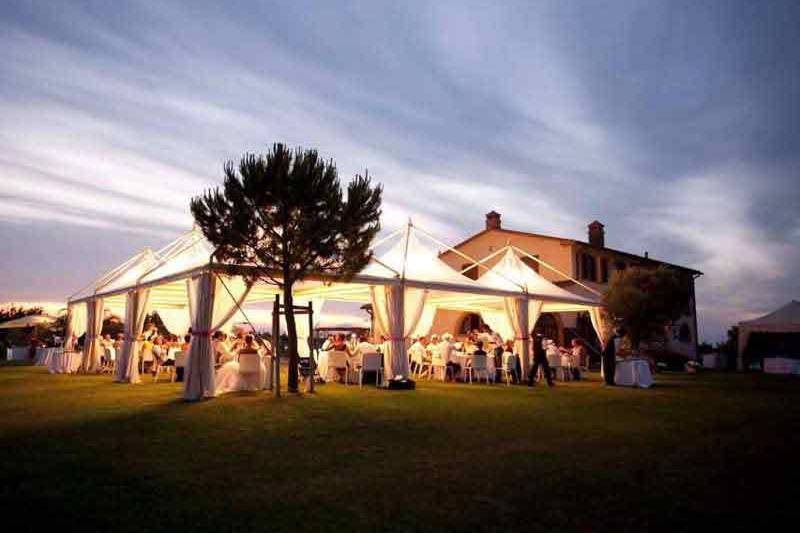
[64,302,87,351]
[370,285,424,380]
[114,288,151,384]
[184,274,252,401]
[80,298,104,373]
[503,297,530,380]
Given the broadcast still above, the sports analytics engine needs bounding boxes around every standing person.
[528,334,554,387]
[602,327,624,386]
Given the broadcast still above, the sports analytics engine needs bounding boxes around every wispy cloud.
[1,0,798,342]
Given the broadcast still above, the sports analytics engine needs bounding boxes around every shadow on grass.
[1,366,799,532]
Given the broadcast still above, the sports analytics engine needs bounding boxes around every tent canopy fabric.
[738,301,800,367]
[67,221,603,330]
[0,314,56,329]
[468,247,601,311]
[739,301,800,329]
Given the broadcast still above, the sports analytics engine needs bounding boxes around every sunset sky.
[1,1,799,342]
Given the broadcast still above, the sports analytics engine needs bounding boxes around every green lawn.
[1,365,798,532]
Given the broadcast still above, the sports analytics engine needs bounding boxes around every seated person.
[426,334,441,357]
[321,334,335,352]
[470,341,488,375]
[439,333,460,381]
[212,331,237,366]
[330,333,350,353]
[409,335,429,361]
[352,334,378,358]
[214,334,267,395]
[180,334,191,353]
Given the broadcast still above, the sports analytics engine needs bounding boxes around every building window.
[581,253,597,281]
[521,255,540,273]
[461,262,479,280]
[600,258,609,283]
[615,261,626,272]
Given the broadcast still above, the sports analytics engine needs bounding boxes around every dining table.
[48,350,82,374]
[614,358,653,388]
[35,347,61,367]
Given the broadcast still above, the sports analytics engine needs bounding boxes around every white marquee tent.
[66,221,604,400]
[737,300,800,370]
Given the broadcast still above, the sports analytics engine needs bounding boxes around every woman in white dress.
[214,334,266,395]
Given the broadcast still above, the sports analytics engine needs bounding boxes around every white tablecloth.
[48,350,82,374]
[317,351,349,382]
[763,357,800,375]
[614,359,653,388]
[6,347,31,361]
[35,347,61,366]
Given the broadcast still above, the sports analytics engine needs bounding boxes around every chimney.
[588,220,605,248]
[486,210,501,230]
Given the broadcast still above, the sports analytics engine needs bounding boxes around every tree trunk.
[284,284,300,393]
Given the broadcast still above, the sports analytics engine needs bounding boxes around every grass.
[1,366,798,532]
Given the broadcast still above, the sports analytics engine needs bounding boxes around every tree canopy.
[190,143,382,392]
[603,266,691,350]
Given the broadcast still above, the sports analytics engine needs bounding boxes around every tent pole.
[457,245,508,274]
[305,301,315,394]
[413,225,526,291]
[511,245,603,297]
[273,294,281,398]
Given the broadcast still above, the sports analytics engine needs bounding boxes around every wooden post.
[272,294,281,398]
[305,301,315,394]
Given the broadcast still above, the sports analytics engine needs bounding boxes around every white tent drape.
[370,284,420,381]
[404,288,428,339]
[589,307,608,348]
[183,273,252,401]
[504,297,530,380]
[156,307,192,337]
[81,298,104,373]
[412,303,437,338]
[64,302,87,352]
[480,309,514,342]
[114,288,151,383]
[528,299,544,334]
[294,297,325,357]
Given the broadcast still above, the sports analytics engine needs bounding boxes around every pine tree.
[191,143,382,392]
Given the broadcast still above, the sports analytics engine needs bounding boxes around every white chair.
[464,352,491,384]
[173,351,188,382]
[326,350,349,384]
[431,343,453,382]
[559,354,573,381]
[410,348,431,379]
[498,352,518,386]
[357,352,383,387]
[238,351,263,391]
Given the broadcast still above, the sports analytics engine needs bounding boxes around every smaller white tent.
[738,300,800,370]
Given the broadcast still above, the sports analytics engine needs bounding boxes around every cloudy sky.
[1,1,798,341]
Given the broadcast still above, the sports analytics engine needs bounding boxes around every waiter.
[527,333,554,387]
[602,326,625,386]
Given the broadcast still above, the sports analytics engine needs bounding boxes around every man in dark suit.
[602,326,625,386]
[528,333,554,387]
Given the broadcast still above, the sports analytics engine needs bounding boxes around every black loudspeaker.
[386,377,416,390]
